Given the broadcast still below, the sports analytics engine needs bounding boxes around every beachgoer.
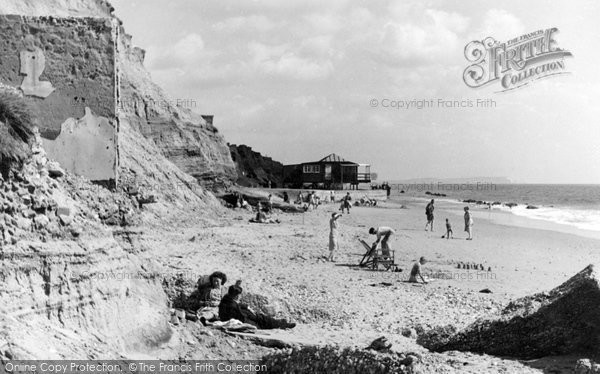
[218,281,295,329]
[283,192,289,203]
[445,218,453,239]
[253,211,279,224]
[310,192,319,209]
[328,213,342,262]
[195,271,228,323]
[408,257,428,283]
[295,191,303,205]
[267,194,273,212]
[464,206,473,240]
[425,199,435,231]
[340,192,352,214]
[330,190,335,203]
[369,226,395,257]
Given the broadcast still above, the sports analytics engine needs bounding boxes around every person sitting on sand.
[196,271,228,323]
[219,281,296,329]
[464,207,473,240]
[340,192,352,214]
[445,218,453,239]
[251,211,279,224]
[328,213,342,262]
[408,257,428,283]
[425,199,435,231]
[369,226,395,258]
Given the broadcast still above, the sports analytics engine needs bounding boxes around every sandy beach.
[137,190,600,371]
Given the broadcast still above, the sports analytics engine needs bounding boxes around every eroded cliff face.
[0,0,232,359]
[0,0,237,190]
[229,144,284,188]
[117,35,237,190]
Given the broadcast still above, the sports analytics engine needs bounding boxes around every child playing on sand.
[445,218,453,239]
[328,213,342,262]
[409,257,428,283]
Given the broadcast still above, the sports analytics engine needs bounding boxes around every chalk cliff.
[0,0,234,360]
[0,0,237,191]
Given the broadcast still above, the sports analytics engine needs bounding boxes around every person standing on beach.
[425,199,435,231]
[369,226,395,257]
[408,257,428,283]
[328,213,342,262]
[340,192,352,214]
[464,206,473,240]
[330,190,335,203]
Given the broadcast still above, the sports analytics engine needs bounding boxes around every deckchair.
[358,239,397,271]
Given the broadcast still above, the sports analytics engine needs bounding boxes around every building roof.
[316,153,357,164]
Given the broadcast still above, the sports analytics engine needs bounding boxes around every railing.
[357,173,371,182]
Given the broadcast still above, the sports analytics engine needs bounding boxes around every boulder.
[34,214,50,229]
[417,265,600,358]
[46,161,65,178]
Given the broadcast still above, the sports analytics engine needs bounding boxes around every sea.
[387,183,600,234]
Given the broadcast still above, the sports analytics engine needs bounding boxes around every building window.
[303,164,320,173]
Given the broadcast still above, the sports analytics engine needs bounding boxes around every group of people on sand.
[326,212,430,283]
[193,271,295,330]
[424,199,474,240]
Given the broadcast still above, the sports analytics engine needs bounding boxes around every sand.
[139,191,600,372]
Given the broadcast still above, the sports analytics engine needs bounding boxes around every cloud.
[146,33,206,70]
[477,9,525,41]
[249,42,334,80]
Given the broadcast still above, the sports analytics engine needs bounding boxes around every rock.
[479,288,492,294]
[34,214,50,229]
[59,214,73,226]
[16,217,32,230]
[401,328,417,339]
[366,336,392,351]
[526,205,539,209]
[419,265,600,358]
[47,162,65,178]
[22,209,36,218]
[46,221,61,236]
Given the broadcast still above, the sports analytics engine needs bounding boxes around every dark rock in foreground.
[262,346,419,374]
[417,264,600,358]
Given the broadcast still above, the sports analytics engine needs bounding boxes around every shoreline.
[391,194,600,241]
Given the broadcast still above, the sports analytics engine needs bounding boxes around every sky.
[110,0,600,184]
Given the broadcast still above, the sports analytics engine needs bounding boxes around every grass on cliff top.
[0,92,34,169]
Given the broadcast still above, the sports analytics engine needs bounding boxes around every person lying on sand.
[408,257,428,284]
[369,226,395,258]
[219,281,296,330]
